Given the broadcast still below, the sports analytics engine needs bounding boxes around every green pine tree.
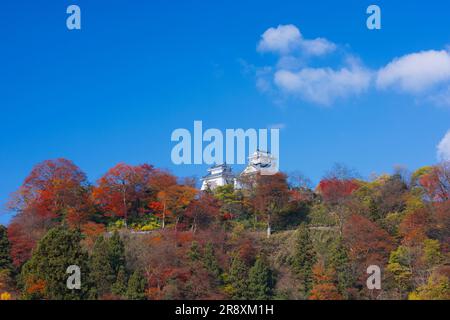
[202,242,222,280]
[188,241,201,261]
[0,225,13,272]
[247,257,273,300]
[108,231,126,275]
[126,270,146,300]
[90,236,115,297]
[111,266,128,297]
[228,254,248,300]
[329,237,353,298]
[291,223,316,297]
[20,227,90,300]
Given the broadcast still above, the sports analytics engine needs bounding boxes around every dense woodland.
[0,158,449,300]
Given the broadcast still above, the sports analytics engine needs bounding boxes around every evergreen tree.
[90,236,115,297]
[111,266,128,297]
[188,241,201,261]
[126,270,146,300]
[329,237,353,298]
[20,227,90,300]
[108,231,126,275]
[202,242,222,280]
[228,254,248,300]
[247,257,273,300]
[0,225,13,272]
[291,224,316,297]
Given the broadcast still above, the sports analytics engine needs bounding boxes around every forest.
[0,158,449,300]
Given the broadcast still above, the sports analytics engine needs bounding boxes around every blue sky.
[1,0,450,225]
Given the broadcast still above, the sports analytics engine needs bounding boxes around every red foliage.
[7,159,90,265]
[148,170,178,192]
[253,173,290,214]
[9,158,89,222]
[92,163,156,221]
[419,166,449,202]
[399,208,431,245]
[343,214,394,282]
[184,193,220,231]
[149,201,164,213]
[317,179,360,204]
[7,217,38,267]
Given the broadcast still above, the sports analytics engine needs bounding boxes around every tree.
[0,225,13,272]
[291,224,316,296]
[202,242,222,281]
[156,185,197,230]
[316,175,361,234]
[317,178,359,206]
[8,158,89,223]
[399,208,430,245]
[7,216,38,268]
[329,237,353,297]
[253,173,290,237]
[422,239,443,268]
[185,193,220,232]
[7,159,90,266]
[188,241,201,262]
[409,272,450,300]
[386,246,413,295]
[374,174,408,219]
[111,266,128,297]
[227,254,249,300]
[343,215,394,289]
[93,163,155,225]
[108,231,126,275]
[414,162,449,202]
[20,227,90,300]
[309,262,342,300]
[247,257,273,300]
[126,270,147,300]
[214,185,249,220]
[90,236,115,297]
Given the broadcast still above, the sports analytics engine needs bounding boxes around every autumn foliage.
[2,159,449,300]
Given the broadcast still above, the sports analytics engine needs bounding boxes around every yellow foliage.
[0,291,12,300]
[408,274,450,300]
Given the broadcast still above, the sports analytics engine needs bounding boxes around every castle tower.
[240,149,276,176]
[201,163,235,191]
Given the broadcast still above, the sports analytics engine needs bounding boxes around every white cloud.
[256,24,367,105]
[258,24,302,54]
[301,37,336,56]
[255,25,450,107]
[377,50,450,93]
[437,130,450,161]
[257,24,335,56]
[274,63,372,105]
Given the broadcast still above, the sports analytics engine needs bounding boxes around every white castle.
[201,150,276,191]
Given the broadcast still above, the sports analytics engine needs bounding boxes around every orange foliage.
[80,222,106,249]
[26,279,46,295]
[309,262,342,300]
[399,208,430,245]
